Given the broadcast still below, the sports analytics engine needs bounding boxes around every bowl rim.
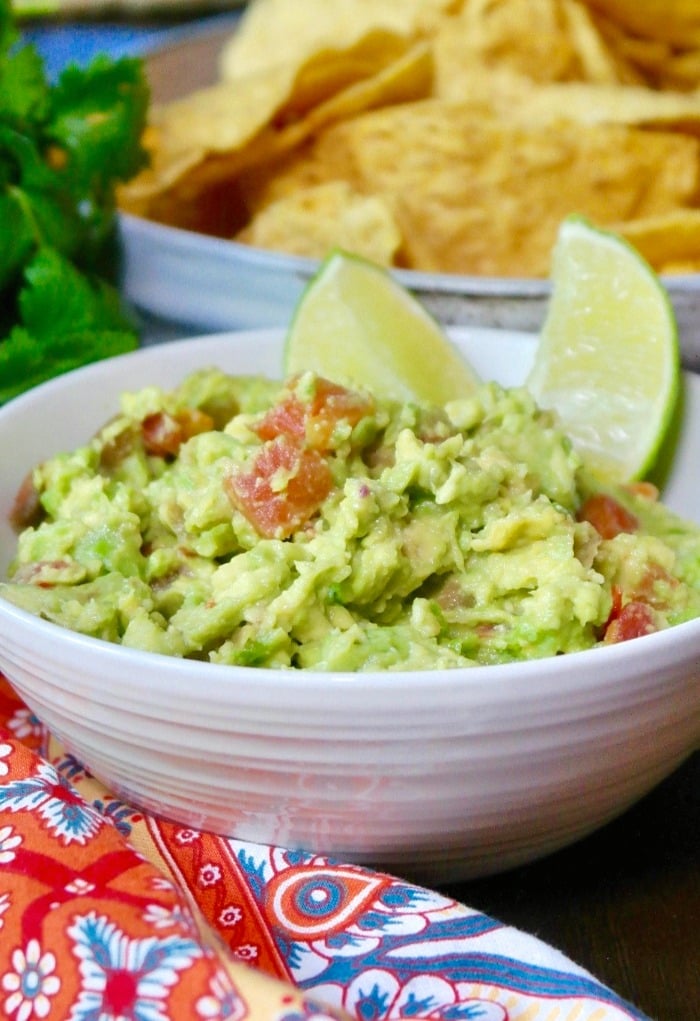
[1,590,699,695]
[119,210,700,297]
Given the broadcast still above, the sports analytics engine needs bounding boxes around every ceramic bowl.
[0,329,698,884]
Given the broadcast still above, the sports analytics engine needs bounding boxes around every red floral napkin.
[0,673,649,1021]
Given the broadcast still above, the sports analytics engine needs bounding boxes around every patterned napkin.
[0,672,650,1021]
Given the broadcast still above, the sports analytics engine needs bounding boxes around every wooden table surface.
[445,751,699,1021]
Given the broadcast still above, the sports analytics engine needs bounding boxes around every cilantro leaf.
[19,245,135,334]
[0,190,36,295]
[0,43,48,128]
[0,52,149,276]
[49,56,149,189]
[0,124,85,289]
[0,247,138,405]
[0,0,149,404]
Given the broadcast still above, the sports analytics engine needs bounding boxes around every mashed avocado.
[3,368,700,671]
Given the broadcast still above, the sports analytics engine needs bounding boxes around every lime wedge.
[283,249,479,403]
[527,215,681,481]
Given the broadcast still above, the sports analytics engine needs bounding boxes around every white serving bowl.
[0,329,698,884]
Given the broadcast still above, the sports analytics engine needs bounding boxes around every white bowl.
[0,328,699,884]
[119,212,700,372]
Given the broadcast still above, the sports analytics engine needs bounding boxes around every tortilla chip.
[119,0,700,278]
[151,76,289,157]
[120,42,432,226]
[586,0,700,48]
[558,0,646,84]
[291,42,432,136]
[236,180,402,265]
[218,0,451,81]
[420,63,700,131]
[272,32,429,123]
[651,49,700,92]
[142,30,423,163]
[294,100,700,276]
[433,0,634,88]
[118,66,305,213]
[507,79,700,134]
[587,9,700,91]
[614,210,700,273]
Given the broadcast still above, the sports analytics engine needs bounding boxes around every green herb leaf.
[0,190,36,294]
[0,43,49,128]
[0,0,149,403]
[49,56,149,190]
[19,245,135,334]
[0,125,85,289]
[0,247,138,405]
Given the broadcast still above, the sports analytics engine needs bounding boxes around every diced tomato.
[142,411,181,457]
[603,600,657,643]
[254,377,373,451]
[308,378,374,448]
[254,394,307,443]
[577,493,639,539]
[142,408,214,457]
[225,435,333,539]
[603,585,623,630]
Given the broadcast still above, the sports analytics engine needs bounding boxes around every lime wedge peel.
[283,248,480,405]
[526,215,681,481]
[283,226,680,484]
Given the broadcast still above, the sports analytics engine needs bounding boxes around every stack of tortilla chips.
[119,0,700,277]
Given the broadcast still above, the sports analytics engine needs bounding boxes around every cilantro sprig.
[0,0,149,403]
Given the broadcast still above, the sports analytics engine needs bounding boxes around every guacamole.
[3,368,700,671]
